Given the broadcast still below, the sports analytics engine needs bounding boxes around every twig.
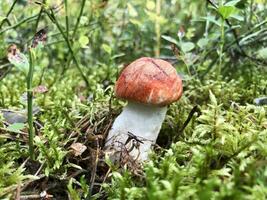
[0,0,18,29]
[20,194,53,199]
[68,169,88,179]
[98,168,111,196]
[68,114,90,139]
[20,164,45,193]
[180,106,201,132]
[0,62,10,69]
[34,163,44,176]
[15,184,21,200]
[15,157,30,199]
[174,106,202,141]
[90,138,100,194]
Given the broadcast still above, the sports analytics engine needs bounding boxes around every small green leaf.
[127,3,138,17]
[161,35,179,45]
[0,16,5,22]
[181,42,195,52]
[102,44,112,55]
[79,35,89,48]
[34,135,42,143]
[7,123,25,132]
[257,47,267,59]
[218,6,237,19]
[111,53,125,60]
[67,178,80,200]
[160,180,172,190]
[146,1,155,10]
[225,0,241,6]
[197,38,209,48]
[112,172,123,180]
[45,167,50,176]
[80,16,88,25]
[200,16,221,26]
[231,14,244,21]
[209,90,217,105]
[129,19,142,26]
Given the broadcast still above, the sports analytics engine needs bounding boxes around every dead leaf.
[7,44,29,72]
[33,85,48,94]
[31,28,48,48]
[1,110,27,124]
[70,143,87,156]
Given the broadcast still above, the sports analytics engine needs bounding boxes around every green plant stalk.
[0,14,39,35]
[45,9,89,87]
[217,0,224,79]
[34,0,46,33]
[218,18,225,79]
[65,0,87,70]
[72,0,86,39]
[0,0,18,29]
[181,54,191,76]
[155,0,161,57]
[27,49,35,160]
[64,0,69,39]
[249,0,254,27]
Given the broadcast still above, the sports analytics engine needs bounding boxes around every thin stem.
[0,14,39,35]
[218,18,225,79]
[44,9,89,87]
[27,49,35,160]
[34,0,46,33]
[23,21,98,46]
[249,0,254,27]
[114,1,127,50]
[72,0,87,39]
[64,0,69,38]
[155,0,161,57]
[217,0,225,79]
[65,0,87,71]
[206,0,245,54]
[0,0,18,29]
[204,11,211,38]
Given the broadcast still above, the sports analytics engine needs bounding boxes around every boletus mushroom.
[105,57,183,162]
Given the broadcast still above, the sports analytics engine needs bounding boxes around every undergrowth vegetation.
[0,0,266,199]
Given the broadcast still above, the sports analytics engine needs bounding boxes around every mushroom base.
[105,102,167,162]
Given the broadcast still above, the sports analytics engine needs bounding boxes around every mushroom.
[105,57,183,162]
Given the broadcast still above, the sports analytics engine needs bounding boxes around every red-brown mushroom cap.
[115,57,183,106]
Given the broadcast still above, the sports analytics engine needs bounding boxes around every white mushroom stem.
[105,102,167,161]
